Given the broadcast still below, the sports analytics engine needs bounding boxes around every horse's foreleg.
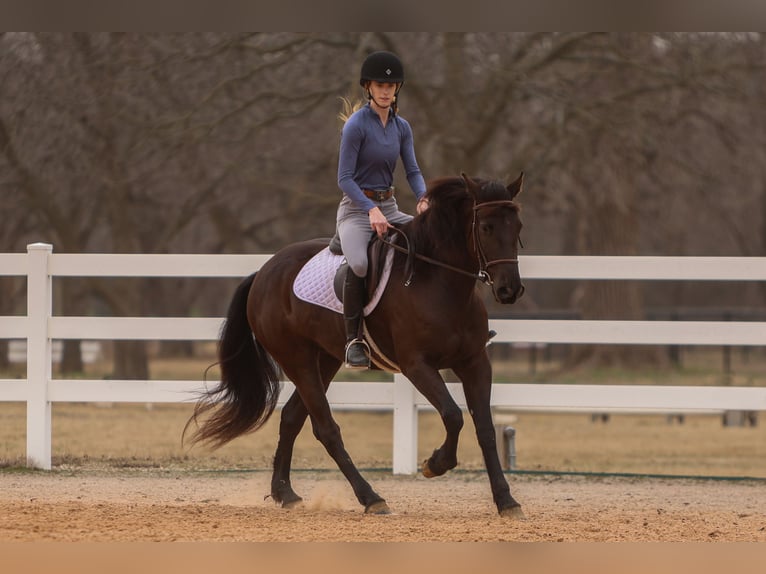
[270,391,308,508]
[402,363,463,478]
[454,359,524,518]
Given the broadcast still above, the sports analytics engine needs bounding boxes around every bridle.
[471,200,521,286]
[378,199,522,288]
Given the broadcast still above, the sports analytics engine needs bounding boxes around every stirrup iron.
[344,338,371,369]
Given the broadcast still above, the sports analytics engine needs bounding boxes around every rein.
[377,199,520,287]
[378,228,483,286]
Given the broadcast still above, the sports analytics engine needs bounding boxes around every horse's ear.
[507,171,524,200]
[461,172,480,199]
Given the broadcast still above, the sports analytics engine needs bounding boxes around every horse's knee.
[311,418,342,446]
[279,411,306,441]
[280,408,304,429]
[280,394,307,425]
[442,407,464,434]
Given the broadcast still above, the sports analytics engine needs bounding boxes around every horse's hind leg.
[280,351,390,515]
[270,391,309,508]
[270,353,338,508]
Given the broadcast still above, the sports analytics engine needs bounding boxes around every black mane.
[404,176,518,256]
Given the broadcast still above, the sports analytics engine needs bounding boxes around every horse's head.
[462,171,525,304]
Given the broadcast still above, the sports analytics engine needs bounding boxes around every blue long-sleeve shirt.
[337,104,427,213]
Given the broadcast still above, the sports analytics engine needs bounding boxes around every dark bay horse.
[185,172,526,517]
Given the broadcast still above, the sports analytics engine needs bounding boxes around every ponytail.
[338,96,364,126]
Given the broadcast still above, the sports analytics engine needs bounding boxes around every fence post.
[392,373,418,474]
[26,242,53,470]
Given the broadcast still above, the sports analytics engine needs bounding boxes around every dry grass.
[1,347,764,477]
[1,402,764,478]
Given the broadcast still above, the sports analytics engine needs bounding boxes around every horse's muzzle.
[494,283,525,304]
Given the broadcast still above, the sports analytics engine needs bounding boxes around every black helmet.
[359,51,404,86]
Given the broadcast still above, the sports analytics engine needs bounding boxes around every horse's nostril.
[494,286,515,303]
[495,283,524,304]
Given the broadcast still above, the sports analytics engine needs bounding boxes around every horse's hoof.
[365,500,392,515]
[282,498,304,510]
[272,492,303,509]
[422,459,436,478]
[499,505,526,520]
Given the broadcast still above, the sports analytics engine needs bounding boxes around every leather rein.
[377,199,521,287]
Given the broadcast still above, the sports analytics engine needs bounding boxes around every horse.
[184,171,526,517]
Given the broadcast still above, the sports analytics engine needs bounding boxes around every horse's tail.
[183,272,280,449]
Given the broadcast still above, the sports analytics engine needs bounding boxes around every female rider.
[336,50,429,369]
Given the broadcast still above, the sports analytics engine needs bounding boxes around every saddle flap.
[331,232,394,302]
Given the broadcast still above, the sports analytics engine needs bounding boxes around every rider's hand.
[416,197,430,214]
[368,207,392,238]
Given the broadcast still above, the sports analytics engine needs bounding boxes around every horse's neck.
[409,219,478,286]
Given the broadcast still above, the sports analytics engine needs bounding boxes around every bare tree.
[3,32,764,377]
[1,33,358,376]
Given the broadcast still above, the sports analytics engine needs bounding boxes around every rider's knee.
[346,259,368,278]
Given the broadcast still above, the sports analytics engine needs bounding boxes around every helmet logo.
[385,68,392,76]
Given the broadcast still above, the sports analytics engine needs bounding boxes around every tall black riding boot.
[343,268,370,369]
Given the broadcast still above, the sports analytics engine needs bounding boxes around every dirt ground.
[1,403,766,542]
[1,468,765,542]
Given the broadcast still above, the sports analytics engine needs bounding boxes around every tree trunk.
[109,280,150,380]
[568,187,667,369]
[60,340,84,375]
[0,279,11,371]
[158,340,194,358]
[87,278,151,380]
[0,341,8,372]
[113,340,149,380]
[57,280,85,375]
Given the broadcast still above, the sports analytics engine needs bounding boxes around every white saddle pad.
[292,246,394,316]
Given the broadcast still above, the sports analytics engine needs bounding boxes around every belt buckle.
[365,186,394,201]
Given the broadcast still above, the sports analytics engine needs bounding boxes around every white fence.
[2,243,766,472]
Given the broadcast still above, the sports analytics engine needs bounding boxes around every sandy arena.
[2,403,766,542]
[1,469,765,542]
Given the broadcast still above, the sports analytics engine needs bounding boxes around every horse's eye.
[480,223,493,235]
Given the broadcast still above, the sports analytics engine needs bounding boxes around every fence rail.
[2,243,766,472]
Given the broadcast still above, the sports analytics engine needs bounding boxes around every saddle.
[292,231,401,372]
[293,237,395,318]
[329,231,391,303]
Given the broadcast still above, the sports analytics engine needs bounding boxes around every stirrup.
[344,338,370,369]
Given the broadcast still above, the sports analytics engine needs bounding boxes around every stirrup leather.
[344,338,371,368]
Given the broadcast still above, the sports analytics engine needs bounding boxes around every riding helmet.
[359,51,404,86]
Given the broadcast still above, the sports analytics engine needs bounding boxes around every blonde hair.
[338,96,365,125]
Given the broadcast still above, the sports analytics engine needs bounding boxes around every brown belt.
[363,187,395,202]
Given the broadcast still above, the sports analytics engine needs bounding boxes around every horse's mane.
[405,176,520,254]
